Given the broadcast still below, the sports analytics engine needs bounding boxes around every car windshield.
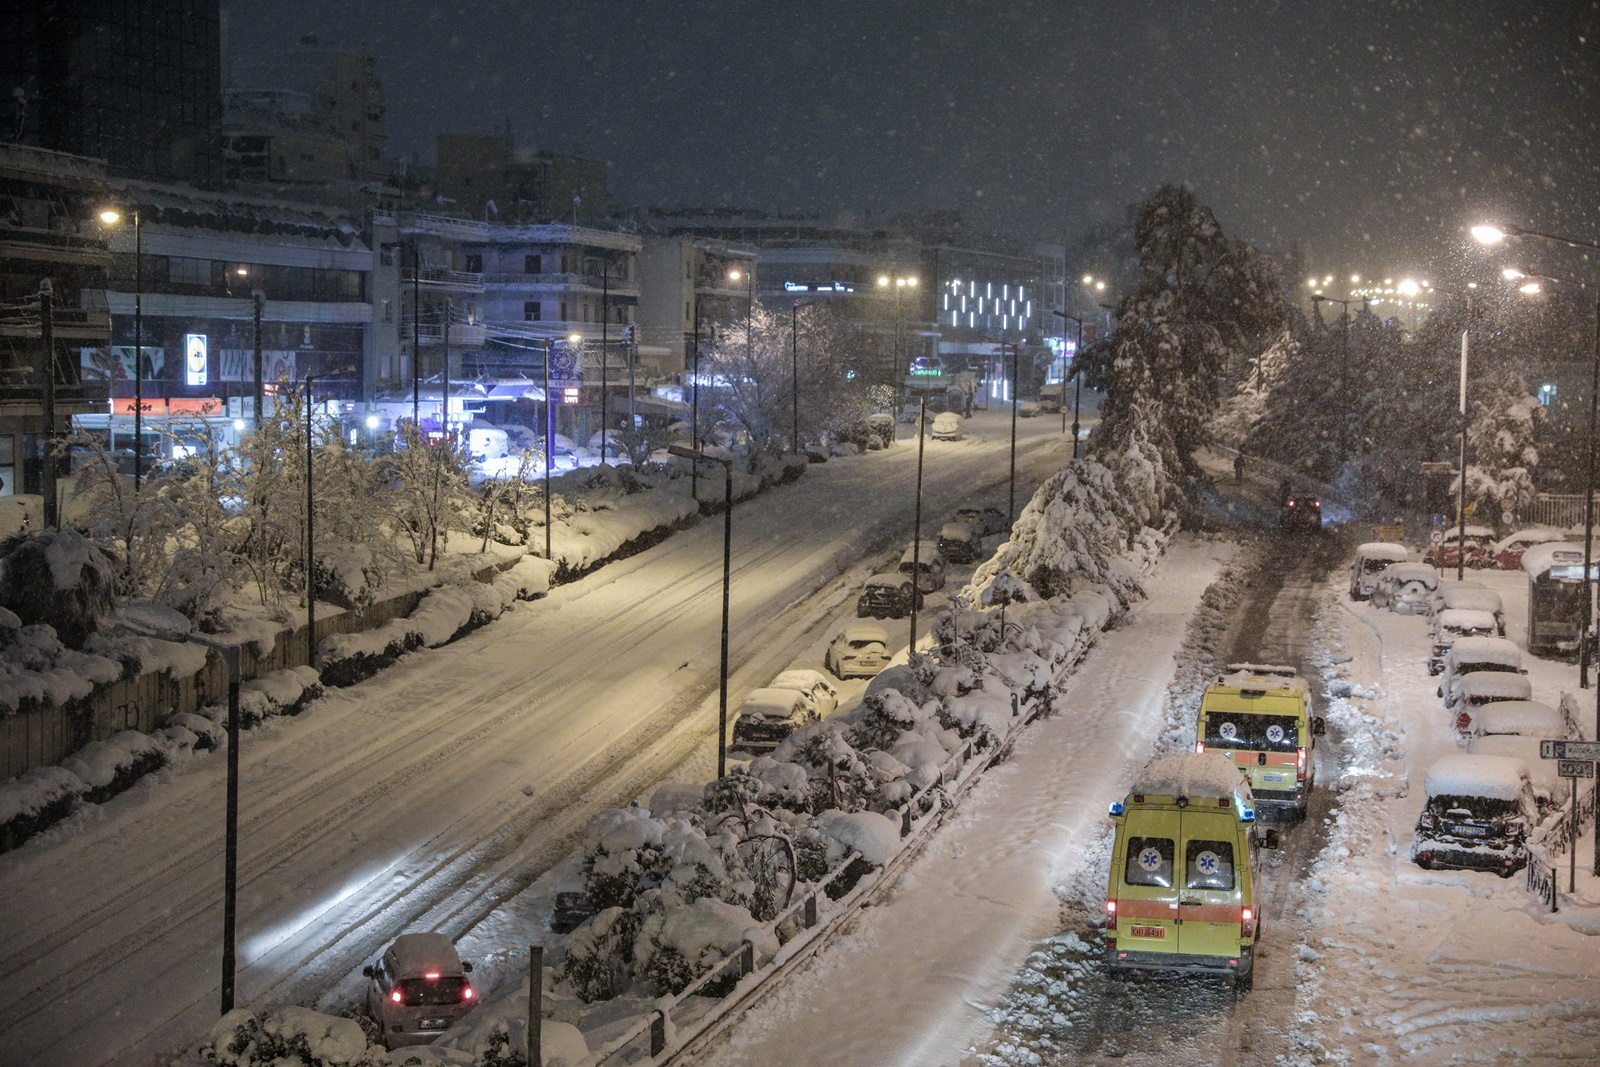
[1431,795,1518,821]
[395,976,469,1006]
[1203,712,1300,752]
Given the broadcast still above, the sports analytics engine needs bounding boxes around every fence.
[1524,493,1596,531]
[1526,852,1560,913]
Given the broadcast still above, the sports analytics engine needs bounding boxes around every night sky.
[227,1,1600,276]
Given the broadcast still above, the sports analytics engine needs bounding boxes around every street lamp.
[729,265,754,370]
[97,205,144,486]
[1473,219,1600,877]
[114,604,242,1014]
[600,259,610,463]
[877,274,918,413]
[1053,311,1085,455]
[909,394,927,652]
[667,444,734,779]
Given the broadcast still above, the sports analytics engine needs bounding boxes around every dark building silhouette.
[2,0,223,188]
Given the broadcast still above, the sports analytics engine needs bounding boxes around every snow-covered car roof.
[1356,542,1409,561]
[1129,751,1253,803]
[1460,700,1562,737]
[1493,527,1567,553]
[1435,608,1499,632]
[386,932,464,974]
[1522,540,1588,578]
[1212,669,1309,697]
[838,623,889,643]
[900,540,942,562]
[1433,585,1501,614]
[1440,525,1496,541]
[740,687,809,717]
[932,411,963,427]
[1454,672,1534,701]
[1446,636,1522,666]
[1465,735,1558,791]
[1222,662,1297,677]
[1380,563,1438,586]
[938,521,975,540]
[772,669,833,692]
[1423,752,1530,801]
[863,573,913,589]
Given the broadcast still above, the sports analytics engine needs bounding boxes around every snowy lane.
[693,537,1233,1067]
[0,411,1071,1067]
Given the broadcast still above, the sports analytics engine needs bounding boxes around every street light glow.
[1519,281,1542,294]
[1471,224,1511,245]
[1501,267,1527,280]
[98,208,122,225]
[728,269,742,281]
[1397,279,1420,297]
[877,275,890,287]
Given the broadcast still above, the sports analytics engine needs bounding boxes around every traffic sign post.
[1544,744,1600,894]
[1540,739,1600,761]
[1429,528,1444,545]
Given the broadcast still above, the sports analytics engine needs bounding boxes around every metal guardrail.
[1524,493,1596,530]
[1526,851,1559,913]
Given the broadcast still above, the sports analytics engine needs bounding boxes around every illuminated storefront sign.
[783,281,855,293]
[184,333,208,386]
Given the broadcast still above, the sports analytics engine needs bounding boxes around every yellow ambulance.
[1105,751,1279,988]
[1195,664,1325,820]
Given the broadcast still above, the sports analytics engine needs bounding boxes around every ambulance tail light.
[1296,747,1307,781]
[1241,906,1256,939]
[1105,899,1117,930]
[1195,740,1206,753]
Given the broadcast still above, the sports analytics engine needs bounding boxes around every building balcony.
[0,306,111,342]
[400,266,485,293]
[402,322,487,346]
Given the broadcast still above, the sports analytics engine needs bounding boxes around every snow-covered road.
[0,409,1073,1067]
[695,536,1234,1066]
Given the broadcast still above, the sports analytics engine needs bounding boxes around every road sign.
[1558,759,1596,779]
[1502,509,1515,525]
[1541,739,1600,761]
[1429,529,1444,545]
[1431,513,1446,529]
[1377,524,1405,542]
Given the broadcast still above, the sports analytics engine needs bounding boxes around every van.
[731,687,820,751]
[1105,752,1279,988]
[363,932,477,1048]
[1195,667,1325,820]
[1349,542,1409,600]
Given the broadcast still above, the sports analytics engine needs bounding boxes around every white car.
[930,411,964,441]
[1349,542,1410,599]
[1428,608,1501,675]
[770,669,841,718]
[826,623,890,679]
[1370,562,1438,613]
[363,933,477,1048]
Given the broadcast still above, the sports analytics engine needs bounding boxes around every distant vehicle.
[1195,666,1324,820]
[1490,527,1568,571]
[364,932,477,1048]
[899,540,947,591]
[1017,400,1041,418]
[1279,492,1321,533]
[826,623,890,679]
[1412,754,1537,877]
[770,669,841,718]
[1349,542,1410,600]
[1423,524,1495,569]
[1445,671,1534,717]
[936,520,980,564]
[931,411,965,441]
[732,687,821,752]
[956,505,1007,537]
[857,574,923,619]
[1369,563,1438,613]
[1428,608,1501,675]
[549,890,597,934]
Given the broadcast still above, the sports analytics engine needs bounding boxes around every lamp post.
[909,394,927,652]
[98,205,144,485]
[114,606,242,1014]
[1474,221,1600,876]
[1053,311,1085,455]
[543,338,553,561]
[600,259,610,462]
[667,444,733,779]
[789,300,814,456]
[37,280,57,527]
[304,373,323,667]
[412,244,421,429]
[251,288,265,426]
[877,273,918,414]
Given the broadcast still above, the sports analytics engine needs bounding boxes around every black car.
[1280,494,1322,532]
[856,574,923,619]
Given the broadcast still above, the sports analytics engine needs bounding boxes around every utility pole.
[39,280,57,527]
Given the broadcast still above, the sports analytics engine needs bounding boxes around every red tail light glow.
[390,989,403,1004]
[1105,899,1117,930]
[462,985,475,1001]
[1195,741,1206,753]
[1296,747,1307,780]
[1241,906,1256,938]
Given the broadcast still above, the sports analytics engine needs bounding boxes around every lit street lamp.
[667,443,734,779]
[1053,311,1085,455]
[304,373,323,667]
[97,204,145,486]
[789,300,815,456]
[877,273,918,413]
[1474,220,1600,878]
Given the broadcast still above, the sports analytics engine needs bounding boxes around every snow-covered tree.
[0,528,120,646]
[1209,329,1297,449]
[381,422,472,569]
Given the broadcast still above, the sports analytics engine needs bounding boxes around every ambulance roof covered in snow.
[1446,636,1523,668]
[1212,668,1309,696]
[1129,751,1251,803]
[1459,699,1562,737]
[1356,542,1410,561]
[1423,753,1530,801]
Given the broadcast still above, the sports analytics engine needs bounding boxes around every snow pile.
[232,665,324,727]
[814,809,900,865]
[1422,752,1529,801]
[195,1006,386,1066]
[0,622,123,716]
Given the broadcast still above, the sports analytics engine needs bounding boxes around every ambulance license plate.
[420,1018,448,1030]
[1129,925,1165,939]
[1262,773,1284,782]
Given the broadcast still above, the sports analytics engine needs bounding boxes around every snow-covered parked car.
[899,540,946,592]
[363,932,477,1048]
[1370,562,1438,613]
[1426,583,1505,635]
[1428,608,1501,675]
[1349,542,1409,599]
[1445,671,1534,716]
[1412,753,1538,877]
[1458,699,1571,798]
[936,520,979,564]
[770,669,841,718]
[732,687,821,752]
[857,574,922,619]
[1424,524,1496,569]
[956,505,1007,537]
[930,411,964,441]
[1438,636,1526,704]
[826,623,890,679]
[1490,527,1568,571]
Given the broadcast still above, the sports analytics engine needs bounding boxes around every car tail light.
[1296,747,1307,781]
[424,971,441,980]
[1195,741,1206,753]
[1420,811,1436,830]
[1241,906,1256,938]
[1287,499,1296,507]
[1455,712,1472,733]
[1313,499,1321,508]
[390,989,403,1004]
[1506,819,1527,839]
[1105,899,1117,930]
[462,984,475,1001]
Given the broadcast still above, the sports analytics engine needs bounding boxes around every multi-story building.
[433,134,610,226]
[635,236,757,374]
[1,0,224,189]
[0,143,113,508]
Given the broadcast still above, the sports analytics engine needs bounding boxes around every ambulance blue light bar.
[1108,800,1125,816]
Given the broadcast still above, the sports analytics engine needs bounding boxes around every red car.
[1423,525,1495,569]
[1489,528,1568,571]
